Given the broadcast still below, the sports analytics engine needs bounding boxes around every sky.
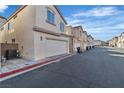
[58,5,124,41]
[0,5,20,25]
[0,5,124,41]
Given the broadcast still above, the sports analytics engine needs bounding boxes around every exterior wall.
[114,33,124,48]
[0,6,35,60]
[0,5,70,61]
[65,26,91,53]
[117,36,121,48]
[0,31,2,43]
[0,5,96,63]
[35,6,66,34]
[82,31,88,51]
[14,6,35,60]
[87,35,94,48]
[109,37,118,47]
[33,5,69,60]
[72,27,82,52]
[65,26,73,35]
[34,31,69,60]
[120,33,124,48]
[65,26,73,53]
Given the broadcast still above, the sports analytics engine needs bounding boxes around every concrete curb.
[0,53,75,82]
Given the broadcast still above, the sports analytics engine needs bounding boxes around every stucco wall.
[35,6,66,34]
[15,6,35,60]
[0,6,35,60]
[0,5,69,61]
[33,5,69,60]
[34,31,69,61]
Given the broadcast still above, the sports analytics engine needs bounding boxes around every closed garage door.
[74,43,80,51]
[45,39,68,57]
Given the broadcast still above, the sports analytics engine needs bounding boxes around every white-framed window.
[8,21,13,30]
[60,22,64,32]
[8,22,13,30]
[8,23,10,30]
[47,9,55,24]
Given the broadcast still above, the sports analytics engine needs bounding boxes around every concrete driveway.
[1,47,124,88]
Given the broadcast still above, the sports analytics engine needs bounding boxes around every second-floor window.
[8,23,10,30]
[60,22,64,32]
[47,10,55,24]
[8,22,13,30]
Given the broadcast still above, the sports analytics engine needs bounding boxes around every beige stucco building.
[73,26,85,52]
[109,37,118,47]
[109,32,124,48]
[65,26,74,53]
[65,25,89,53]
[87,35,94,49]
[0,5,70,62]
[117,32,124,48]
[82,31,88,50]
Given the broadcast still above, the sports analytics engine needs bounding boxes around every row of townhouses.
[0,5,95,68]
[108,32,124,48]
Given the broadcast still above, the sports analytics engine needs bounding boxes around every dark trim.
[46,37,68,42]
[73,25,84,32]
[54,5,67,24]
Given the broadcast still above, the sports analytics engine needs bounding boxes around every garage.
[45,38,68,57]
[74,42,80,52]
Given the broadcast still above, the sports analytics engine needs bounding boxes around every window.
[8,23,10,30]
[8,22,13,30]
[60,22,64,32]
[47,10,55,24]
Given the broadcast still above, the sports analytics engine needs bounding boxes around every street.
[1,47,124,88]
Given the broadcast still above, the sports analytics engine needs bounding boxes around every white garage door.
[45,39,68,57]
[74,43,80,51]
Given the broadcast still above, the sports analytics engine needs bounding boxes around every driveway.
[1,47,124,88]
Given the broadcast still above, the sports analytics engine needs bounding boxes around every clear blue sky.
[0,5,124,41]
[0,5,20,18]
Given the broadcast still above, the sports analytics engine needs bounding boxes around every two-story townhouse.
[120,32,124,48]
[65,26,74,53]
[72,26,84,52]
[111,32,124,48]
[117,36,122,48]
[65,25,91,53]
[87,35,94,49]
[0,5,70,63]
[109,37,118,47]
[82,31,88,51]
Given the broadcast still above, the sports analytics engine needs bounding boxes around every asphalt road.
[1,47,124,88]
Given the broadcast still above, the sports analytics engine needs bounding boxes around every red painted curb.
[0,54,71,78]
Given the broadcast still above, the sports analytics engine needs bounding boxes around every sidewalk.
[0,53,75,81]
